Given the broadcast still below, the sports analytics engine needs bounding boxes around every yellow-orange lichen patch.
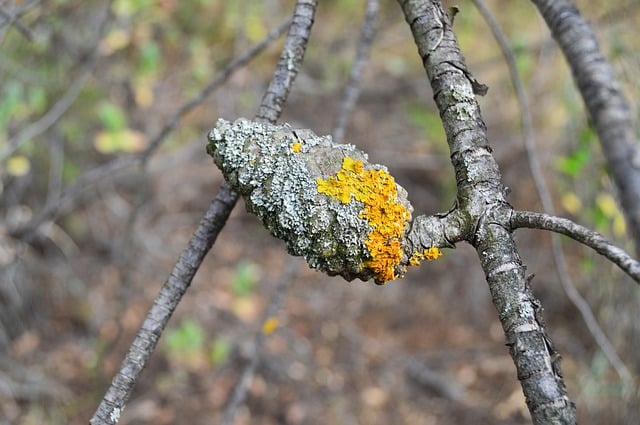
[409,247,442,266]
[317,157,412,282]
[291,142,302,152]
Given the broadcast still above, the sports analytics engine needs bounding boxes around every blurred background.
[0,0,638,423]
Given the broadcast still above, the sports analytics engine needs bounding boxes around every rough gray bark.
[89,1,318,423]
[532,0,640,257]
[397,0,576,423]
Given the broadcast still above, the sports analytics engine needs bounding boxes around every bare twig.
[89,1,318,423]
[220,260,297,425]
[511,210,640,285]
[0,0,40,30]
[117,16,293,285]
[472,0,632,389]
[332,0,379,143]
[0,3,34,41]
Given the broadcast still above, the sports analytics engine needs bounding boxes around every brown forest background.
[1,0,639,424]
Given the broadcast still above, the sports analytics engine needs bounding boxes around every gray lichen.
[207,118,416,283]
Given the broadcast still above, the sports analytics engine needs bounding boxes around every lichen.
[409,247,443,266]
[316,157,412,282]
[207,118,441,284]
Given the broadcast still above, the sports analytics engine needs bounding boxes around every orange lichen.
[409,247,442,266]
[316,157,412,282]
[291,142,302,153]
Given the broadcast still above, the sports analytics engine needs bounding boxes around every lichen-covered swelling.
[207,118,440,284]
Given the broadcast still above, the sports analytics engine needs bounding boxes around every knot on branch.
[207,118,443,284]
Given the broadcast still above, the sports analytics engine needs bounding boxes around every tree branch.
[511,210,640,284]
[532,0,640,256]
[397,0,576,422]
[89,2,318,423]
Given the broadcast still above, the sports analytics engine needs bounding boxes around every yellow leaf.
[244,14,266,42]
[595,193,619,218]
[6,155,30,176]
[99,28,130,55]
[94,129,148,154]
[560,192,582,215]
[134,83,154,108]
[613,214,626,237]
[261,317,279,335]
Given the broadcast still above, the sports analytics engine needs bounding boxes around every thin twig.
[0,3,34,41]
[511,210,640,284]
[220,260,297,425]
[117,16,293,286]
[472,0,633,385]
[0,0,40,31]
[89,1,318,423]
[332,0,379,143]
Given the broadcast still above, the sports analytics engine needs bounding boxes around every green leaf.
[0,82,23,130]
[556,124,596,177]
[98,102,126,132]
[164,319,204,358]
[231,261,258,297]
[407,105,447,149]
[209,338,231,366]
[139,42,160,75]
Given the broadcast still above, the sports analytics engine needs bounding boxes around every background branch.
[89,2,318,423]
[472,0,632,388]
[0,1,110,161]
[332,0,379,143]
[532,0,640,256]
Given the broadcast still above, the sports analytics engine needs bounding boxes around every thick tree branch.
[89,2,317,423]
[398,0,576,422]
[511,210,640,284]
[532,0,640,256]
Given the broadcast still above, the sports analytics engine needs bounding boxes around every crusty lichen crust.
[207,118,440,284]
